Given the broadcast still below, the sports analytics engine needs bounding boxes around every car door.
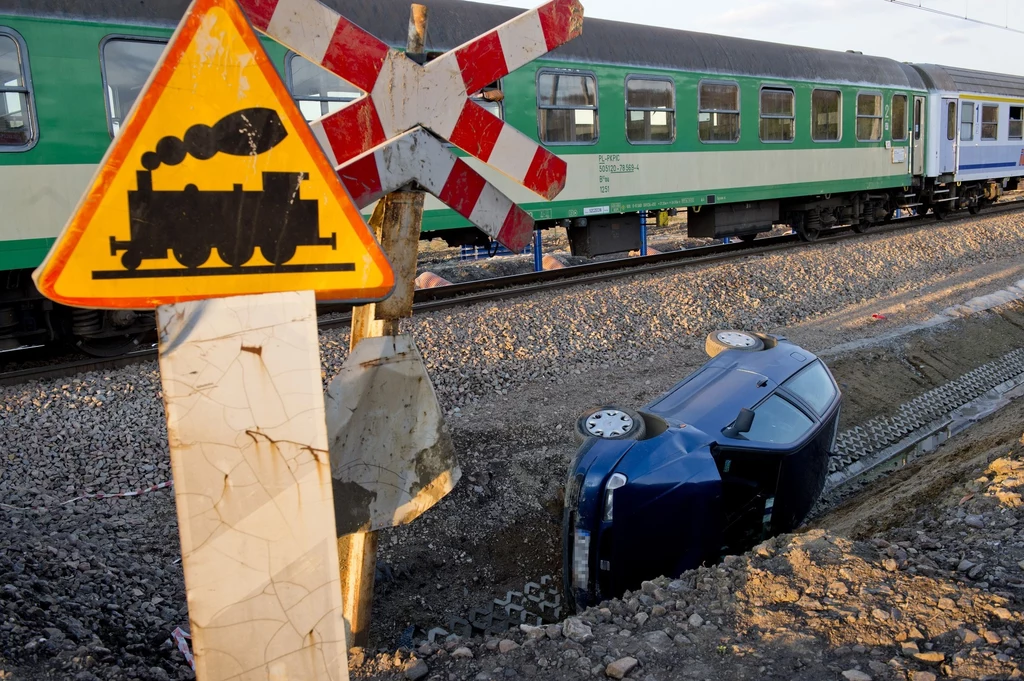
[711,360,840,551]
[912,95,926,176]
[711,394,818,552]
[940,98,957,174]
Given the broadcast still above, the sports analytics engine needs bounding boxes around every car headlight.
[572,529,590,589]
[603,473,627,522]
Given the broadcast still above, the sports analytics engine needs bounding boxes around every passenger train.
[1,0,1023,354]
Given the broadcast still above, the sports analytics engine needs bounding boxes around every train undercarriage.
[684,178,1012,243]
[0,270,154,357]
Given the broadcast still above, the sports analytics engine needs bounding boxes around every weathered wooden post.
[31,0,395,677]
[333,5,432,648]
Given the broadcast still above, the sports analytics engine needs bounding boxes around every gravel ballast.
[2,210,1024,679]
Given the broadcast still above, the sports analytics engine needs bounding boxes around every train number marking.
[32,0,394,309]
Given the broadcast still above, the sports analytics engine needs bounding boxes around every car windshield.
[782,361,836,415]
[743,395,813,444]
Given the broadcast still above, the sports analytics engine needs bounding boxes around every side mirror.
[722,408,755,439]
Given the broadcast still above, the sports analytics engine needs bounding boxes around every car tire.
[574,406,646,443]
[705,329,766,358]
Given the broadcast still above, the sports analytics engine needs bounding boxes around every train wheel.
[174,245,211,268]
[933,204,950,221]
[796,224,821,242]
[218,244,255,268]
[737,234,757,243]
[76,333,148,358]
[262,243,297,266]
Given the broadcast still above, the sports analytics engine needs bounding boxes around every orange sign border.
[32,0,394,309]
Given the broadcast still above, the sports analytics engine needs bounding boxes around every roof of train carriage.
[912,63,1024,99]
[1,0,927,89]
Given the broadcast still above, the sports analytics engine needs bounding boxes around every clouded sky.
[471,0,1024,76]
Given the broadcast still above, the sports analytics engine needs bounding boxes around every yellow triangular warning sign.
[32,0,394,309]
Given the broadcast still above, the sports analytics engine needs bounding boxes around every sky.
[469,0,1024,76]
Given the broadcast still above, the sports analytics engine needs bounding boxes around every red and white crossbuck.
[239,0,584,252]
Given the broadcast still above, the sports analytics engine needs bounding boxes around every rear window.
[782,361,837,416]
[744,395,812,444]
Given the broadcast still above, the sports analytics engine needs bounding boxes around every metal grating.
[829,347,1024,473]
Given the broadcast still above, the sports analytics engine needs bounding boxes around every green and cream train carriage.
[1,0,1022,352]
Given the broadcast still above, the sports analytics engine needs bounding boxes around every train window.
[961,102,974,141]
[698,81,739,143]
[537,70,598,145]
[101,37,166,138]
[759,87,794,143]
[981,104,998,141]
[947,101,956,141]
[625,76,674,144]
[0,28,36,151]
[286,52,361,121]
[1011,106,1023,140]
[891,94,908,141]
[811,89,841,142]
[855,92,882,142]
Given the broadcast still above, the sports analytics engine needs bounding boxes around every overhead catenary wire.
[882,0,1024,35]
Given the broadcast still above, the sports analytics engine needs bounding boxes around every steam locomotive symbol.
[107,108,336,272]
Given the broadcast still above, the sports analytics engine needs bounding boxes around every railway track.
[4,199,1024,387]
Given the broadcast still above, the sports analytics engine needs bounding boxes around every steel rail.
[4,199,1023,386]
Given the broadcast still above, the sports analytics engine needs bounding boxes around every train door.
[939,98,957,174]
[912,96,925,176]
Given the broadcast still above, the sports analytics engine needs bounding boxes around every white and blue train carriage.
[914,64,1024,214]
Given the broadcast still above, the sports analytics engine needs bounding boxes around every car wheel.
[705,329,766,358]
[574,406,646,443]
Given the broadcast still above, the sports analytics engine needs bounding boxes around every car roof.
[645,340,817,434]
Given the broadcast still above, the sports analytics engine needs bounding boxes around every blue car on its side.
[563,330,841,611]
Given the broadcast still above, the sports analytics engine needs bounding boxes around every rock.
[562,617,594,642]
[993,607,1013,620]
[687,613,704,627]
[650,605,666,617]
[841,670,872,681]
[605,657,638,679]
[634,612,649,627]
[968,564,985,579]
[911,673,937,681]
[520,624,546,640]
[498,640,519,654]
[871,608,889,621]
[901,643,919,657]
[959,629,981,644]
[957,559,976,572]
[545,624,562,640]
[882,558,898,572]
[983,630,1002,645]
[404,659,429,681]
[937,597,955,610]
[913,651,945,664]
[643,631,673,654]
[147,667,170,681]
[451,647,473,659]
[965,515,985,528]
